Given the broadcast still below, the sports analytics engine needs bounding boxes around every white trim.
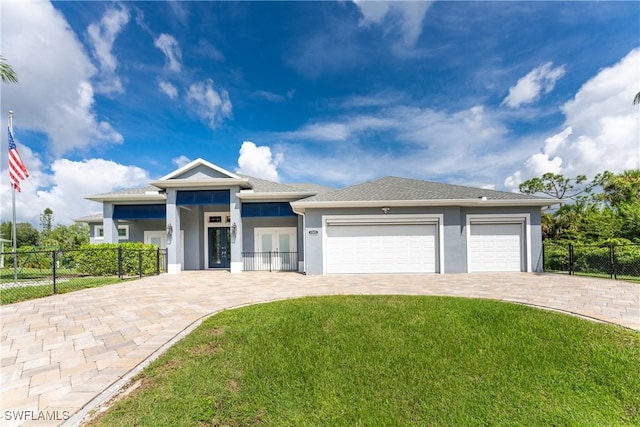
[236,192,317,200]
[149,178,250,189]
[230,261,243,274]
[322,214,444,274]
[254,227,297,251]
[204,211,231,269]
[292,198,556,210]
[466,213,532,272]
[168,263,181,274]
[95,224,129,240]
[158,158,242,181]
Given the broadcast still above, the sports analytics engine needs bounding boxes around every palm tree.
[0,56,18,84]
[634,91,640,105]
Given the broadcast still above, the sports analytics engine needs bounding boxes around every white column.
[166,189,182,273]
[229,186,243,273]
[102,203,118,244]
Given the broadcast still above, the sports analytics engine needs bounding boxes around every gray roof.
[88,185,163,199]
[240,175,333,194]
[299,176,549,202]
[74,213,103,223]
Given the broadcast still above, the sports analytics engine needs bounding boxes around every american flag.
[8,127,29,192]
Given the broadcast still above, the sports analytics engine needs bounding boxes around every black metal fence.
[543,242,640,280]
[1,247,167,304]
[242,251,298,272]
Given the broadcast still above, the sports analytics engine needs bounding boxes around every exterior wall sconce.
[231,222,237,236]
[381,207,390,214]
[166,223,173,235]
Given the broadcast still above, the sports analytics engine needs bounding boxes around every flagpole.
[9,110,18,285]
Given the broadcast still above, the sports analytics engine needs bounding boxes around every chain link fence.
[1,246,167,304]
[542,242,640,281]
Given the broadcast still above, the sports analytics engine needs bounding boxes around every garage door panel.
[326,224,437,274]
[468,223,523,272]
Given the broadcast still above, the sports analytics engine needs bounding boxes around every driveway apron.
[1,272,638,426]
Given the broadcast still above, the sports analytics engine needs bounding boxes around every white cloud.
[275,103,510,186]
[236,141,282,182]
[255,90,286,103]
[172,155,191,168]
[0,157,150,225]
[159,80,178,99]
[87,4,130,95]
[354,1,432,47]
[505,48,640,191]
[502,62,566,108]
[1,1,123,155]
[154,33,182,72]
[186,79,233,128]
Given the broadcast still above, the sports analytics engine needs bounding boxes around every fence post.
[118,246,123,279]
[156,248,160,275]
[568,243,574,275]
[138,249,143,278]
[610,245,617,280]
[52,250,57,294]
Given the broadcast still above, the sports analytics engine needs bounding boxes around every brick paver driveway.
[1,271,639,426]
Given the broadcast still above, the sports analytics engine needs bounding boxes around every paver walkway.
[1,272,638,426]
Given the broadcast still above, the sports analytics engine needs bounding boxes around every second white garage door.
[325,223,438,274]
[468,222,524,272]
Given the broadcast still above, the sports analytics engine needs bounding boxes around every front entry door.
[208,227,231,268]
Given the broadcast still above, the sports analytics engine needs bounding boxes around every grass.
[88,296,640,426]
[545,270,640,283]
[0,277,125,304]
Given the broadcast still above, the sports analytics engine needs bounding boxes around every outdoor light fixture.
[381,207,390,214]
[231,222,237,236]
[166,223,173,235]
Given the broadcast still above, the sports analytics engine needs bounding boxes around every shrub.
[75,243,159,276]
[15,246,53,269]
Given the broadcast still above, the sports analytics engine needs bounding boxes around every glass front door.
[208,227,230,268]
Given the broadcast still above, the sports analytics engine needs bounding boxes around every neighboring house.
[77,158,555,275]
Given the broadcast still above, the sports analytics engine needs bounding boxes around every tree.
[49,223,90,251]
[522,170,640,243]
[39,208,54,239]
[593,169,640,208]
[0,56,18,84]
[634,91,640,105]
[519,172,592,200]
[0,221,39,247]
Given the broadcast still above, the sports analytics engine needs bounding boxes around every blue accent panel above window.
[176,190,230,205]
[242,202,296,217]
[113,204,166,220]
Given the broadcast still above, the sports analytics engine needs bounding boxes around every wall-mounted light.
[231,222,237,236]
[381,207,390,214]
[166,223,173,235]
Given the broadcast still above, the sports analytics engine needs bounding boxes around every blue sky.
[1,1,639,225]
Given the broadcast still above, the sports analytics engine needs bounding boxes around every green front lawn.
[0,277,125,304]
[88,296,640,426]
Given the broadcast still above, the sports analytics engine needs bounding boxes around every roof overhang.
[84,194,167,203]
[290,198,560,212]
[237,191,318,201]
[149,178,252,189]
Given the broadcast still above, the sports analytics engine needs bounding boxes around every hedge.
[75,242,160,276]
[544,241,640,277]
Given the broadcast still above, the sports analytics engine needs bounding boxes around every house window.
[95,225,129,240]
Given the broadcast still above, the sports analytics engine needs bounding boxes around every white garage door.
[468,223,523,272]
[326,223,438,274]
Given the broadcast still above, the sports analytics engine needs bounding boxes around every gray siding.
[302,206,544,275]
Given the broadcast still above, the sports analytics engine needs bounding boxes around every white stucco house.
[77,158,555,275]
